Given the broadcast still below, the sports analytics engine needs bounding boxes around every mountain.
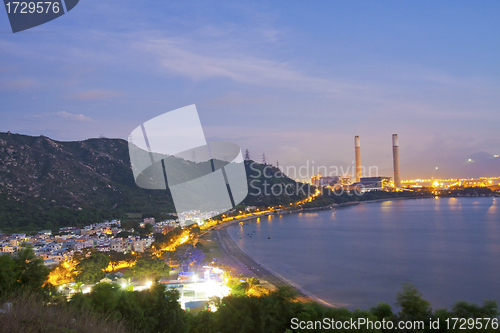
[0,132,174,232]
[0,132,308,232]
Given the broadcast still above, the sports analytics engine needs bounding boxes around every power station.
[349,134,402,190]
[311,134,403,191]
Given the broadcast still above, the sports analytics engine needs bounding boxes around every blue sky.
[1,1,499,178]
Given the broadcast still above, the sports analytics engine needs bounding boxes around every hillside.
[0,132,309,232]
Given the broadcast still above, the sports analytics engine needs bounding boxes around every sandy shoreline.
[213,220,337,307]
[209,196,431,307]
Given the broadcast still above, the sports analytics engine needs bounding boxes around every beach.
[208,217,336,306]
[203,196,432,307]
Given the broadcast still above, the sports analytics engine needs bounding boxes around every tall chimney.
[355,136,362,182]
[392,134,401,188]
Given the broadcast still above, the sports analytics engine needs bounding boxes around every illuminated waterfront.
[228,197,500,309]
[402,176,500,189]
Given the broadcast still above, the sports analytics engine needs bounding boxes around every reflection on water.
[487,198,497,215]
[228,198,500,309]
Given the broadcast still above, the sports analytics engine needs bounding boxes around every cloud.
[200,91,273,108]
[54,111,93,121]
[136,37,367,96]
[0,78,35,90]
[33,111,93,122]
[65,89,122,100]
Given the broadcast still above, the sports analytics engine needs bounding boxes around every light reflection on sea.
[228,197,500,309]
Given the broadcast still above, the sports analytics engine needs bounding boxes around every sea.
[228,197,500,309]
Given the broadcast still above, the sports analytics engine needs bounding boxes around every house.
[12,233,26,239]
[134,239,144,253]
[153,226,175,234]
[43,258,58,267]
[2,245,14,253]
[110,238,124,252]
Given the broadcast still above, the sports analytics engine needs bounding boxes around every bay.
[228,197,500,309]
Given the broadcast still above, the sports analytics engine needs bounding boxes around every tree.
[187,310,216,333]
[434,300,499,333]
[69,282,188,333]
[451,299,499,319]
[153,232,168,244]
[125,255,170,281]
[71,281,84,293]
[108,251,134,272]
[230,281,249,297]
[12,246,51,291]
[72,248,94,262]
[0,254,17,296]
[46,261,76,286]
[142,284,187,332]
[0,247,50,296]
[213,287,301,333]
[75,252,110,284]
[370,302,394,321]
[246,277,260,286]
[396,283,433,331]
[88,282,121,315]
[115,231,138,238]
[191,226,201,236]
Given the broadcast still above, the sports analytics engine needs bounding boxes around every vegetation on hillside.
[1,247,498,332]
[0,133,312,233]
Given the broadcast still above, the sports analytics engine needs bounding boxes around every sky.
[1,1,499,179]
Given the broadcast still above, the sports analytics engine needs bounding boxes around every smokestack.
[355,136,362,182]
[392,134,401,188]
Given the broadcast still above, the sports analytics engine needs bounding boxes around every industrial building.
[311,174,340,187]
[310,134,403,192]
[343,177,392,192]
[360,177,392,189]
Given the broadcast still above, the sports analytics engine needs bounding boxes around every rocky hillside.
[0,132,178,232]
[0,132,309,232]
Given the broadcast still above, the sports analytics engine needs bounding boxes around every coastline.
[207,195,433,308]
[213,220,336,307]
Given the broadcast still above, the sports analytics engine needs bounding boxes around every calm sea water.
[228,197,500,309]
